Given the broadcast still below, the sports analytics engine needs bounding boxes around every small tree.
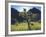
[23,8,31,30]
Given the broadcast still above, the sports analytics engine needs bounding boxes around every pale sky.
[11,5,41,12]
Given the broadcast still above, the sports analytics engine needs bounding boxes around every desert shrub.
[31,22,41,30]
[38,20,41,23]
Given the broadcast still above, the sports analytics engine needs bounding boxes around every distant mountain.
[28,7,41,14]
[27,7,41,21]
[11,8,19,24]
[11,8,19,18]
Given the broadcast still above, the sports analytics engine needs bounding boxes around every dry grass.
[11,22,41,31]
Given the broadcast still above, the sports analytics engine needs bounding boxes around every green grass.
[11,22,41,31]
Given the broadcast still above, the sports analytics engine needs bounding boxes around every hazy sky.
[11,5,41,12]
